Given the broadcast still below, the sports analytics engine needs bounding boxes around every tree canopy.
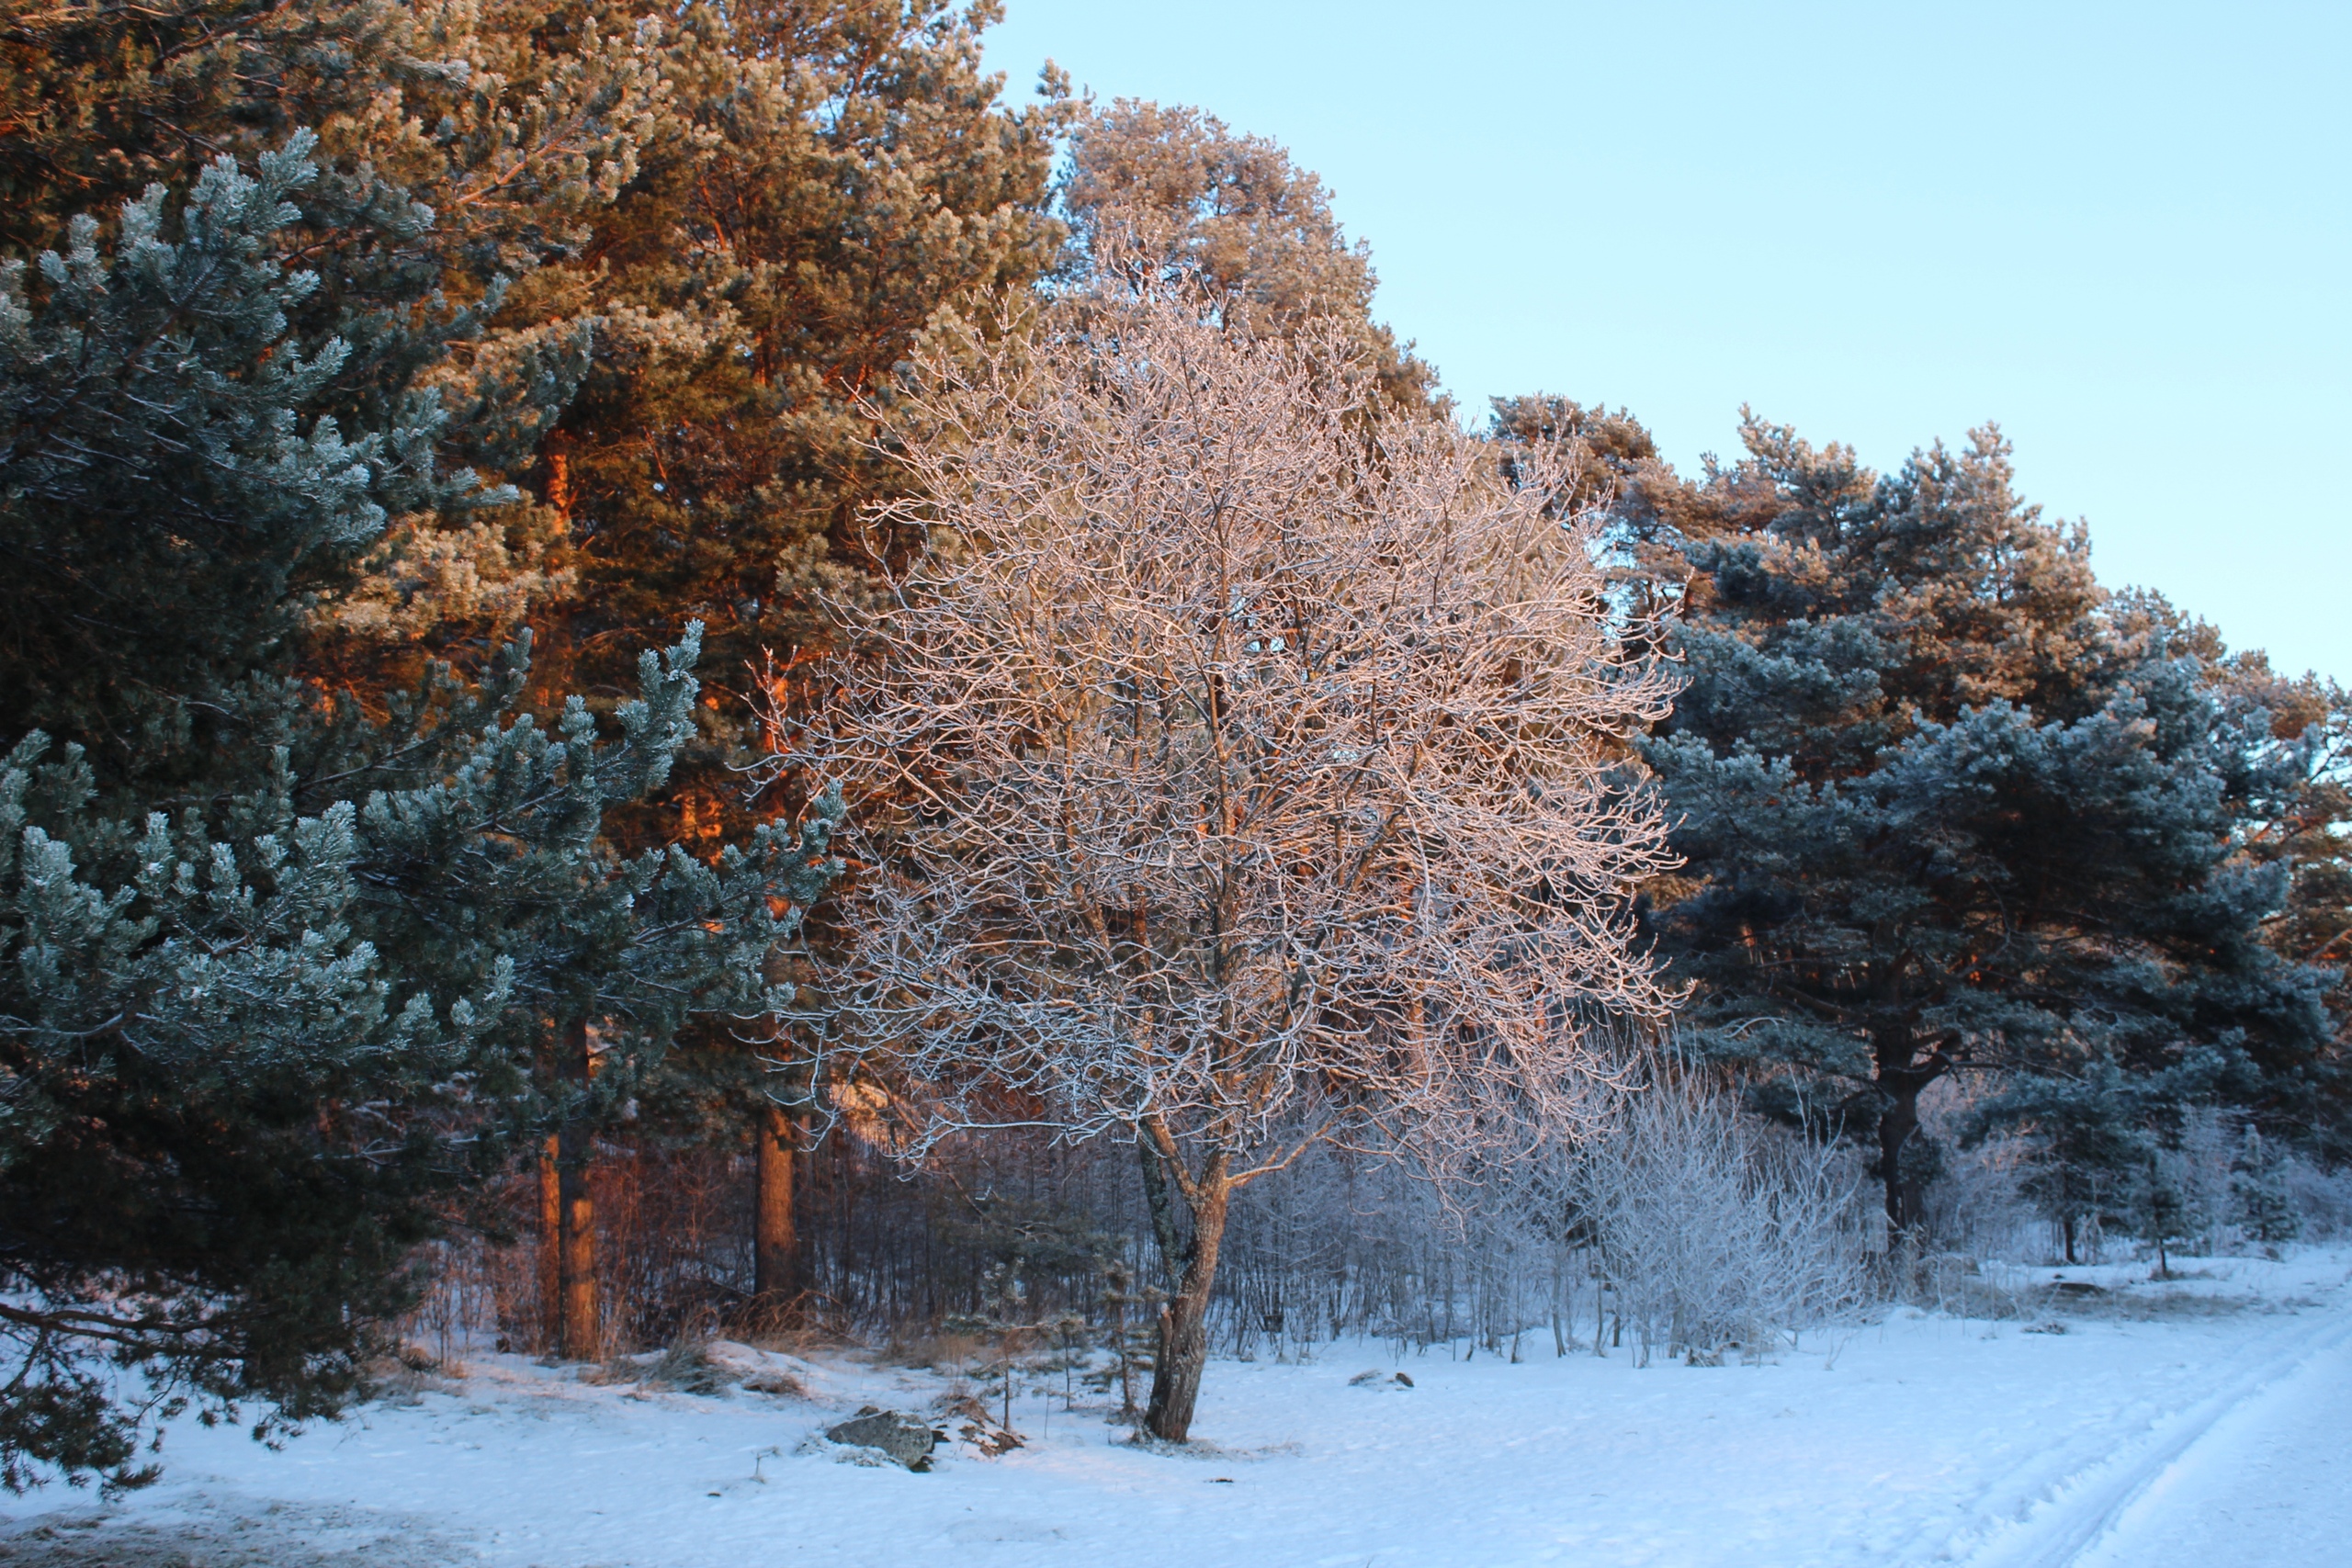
[1589,413,2343,1232]
[0,134,836,1495]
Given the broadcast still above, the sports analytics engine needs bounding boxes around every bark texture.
[1141,1153,1230,1444]
[556,1020,598,1359]
[752,1100,799,1307]
[537,1134,560,1351]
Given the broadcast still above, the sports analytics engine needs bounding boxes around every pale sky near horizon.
[981,1,2349,682]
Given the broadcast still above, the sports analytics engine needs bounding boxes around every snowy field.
[3,1249,2346,1568]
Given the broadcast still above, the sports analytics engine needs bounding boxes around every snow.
[2067,1299,2352,1568]
[3,1250,2346,1568]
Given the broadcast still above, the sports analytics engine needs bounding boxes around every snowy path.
[3,1250,2347,1568]
[2022,1302,2352,1567]
[2072,1320,2352,1568]
[1960,1268,2352,1568]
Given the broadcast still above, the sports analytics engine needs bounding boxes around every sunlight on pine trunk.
[753,1100,800,1308]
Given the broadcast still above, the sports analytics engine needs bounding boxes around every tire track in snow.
[1957,1284,2352,1568]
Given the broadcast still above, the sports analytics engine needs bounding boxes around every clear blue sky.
[982,1,2349,682]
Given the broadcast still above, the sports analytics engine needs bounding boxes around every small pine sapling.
[1035,1313,1093,1415]
[944,1264,1041,1435]
[2134,1155,2194,1279]
[1087,1260,1163,1423]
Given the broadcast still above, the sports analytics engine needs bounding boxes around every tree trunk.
[1877,1080,1924,1236]
[1137,1134,1232,1444]
[1110,1292,1136,1416]
[1550,1250,1567,1358]
[556,1018,599,1360]
[537,1134,560,1351]
[1144,1184,1229,1443]
[752,1100,799,1310]
[1873,1037,1947,1244]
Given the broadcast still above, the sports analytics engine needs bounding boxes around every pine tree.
[0,133,478,764]
[1607,413,2338,1237]
[2217,664,2352,1156]
[508,0,1069,1303]
[0,0,1070,1325]
[530,0,1070,730]
[0,142,839,1494]
[2133,1151,2196,1277]
[1962,1063,2147,1265]
[0,0,684,703]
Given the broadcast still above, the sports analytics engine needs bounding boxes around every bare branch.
[779,271,1679,1193]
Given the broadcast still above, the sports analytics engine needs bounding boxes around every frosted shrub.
[1917,1077,2042,1263]
[1917,1138,2040,1264]
[1578,1087,1871,1364]
[2154,1107,2242,1258]
[2282,1157,2352,1239]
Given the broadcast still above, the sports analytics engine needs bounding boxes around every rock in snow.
[822,1407,942,1471]
[1346,1369,1414,1388]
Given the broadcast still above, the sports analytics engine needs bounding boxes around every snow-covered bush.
[2281,1156,2352,1239]
[2154,1107,2242,1257]
[1916,1079,2042,1262]
[1918,1141,2041,1263]
[1577,1087,1871,1364]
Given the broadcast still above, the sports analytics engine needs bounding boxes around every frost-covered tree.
[0,145,839,1493]
[2233,1125,2301,1247]
[1576,1082,1868,1362]
[786,278,1675,1441]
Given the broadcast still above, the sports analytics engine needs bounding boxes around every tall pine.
[0,139,838,1494]
[1580,413,2340,1236]
[510,1,1068,1307]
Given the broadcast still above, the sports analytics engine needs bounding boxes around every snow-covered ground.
[3,1249,2346,1568]
[2067,1288,2352,1568]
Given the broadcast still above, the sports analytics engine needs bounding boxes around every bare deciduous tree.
[783,278,1677,1441]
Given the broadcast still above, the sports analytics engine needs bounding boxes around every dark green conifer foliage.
[2133,1153,2194,1276]
[1963,1062,2148,1265]
[0,136,478,766]
[1603,413,2337,1235]
[0,0,1045,1332]
[2214,666,2352,1153]
[0,0,692,692]
[0,145,840,1495]
[496,2,1070,1304]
